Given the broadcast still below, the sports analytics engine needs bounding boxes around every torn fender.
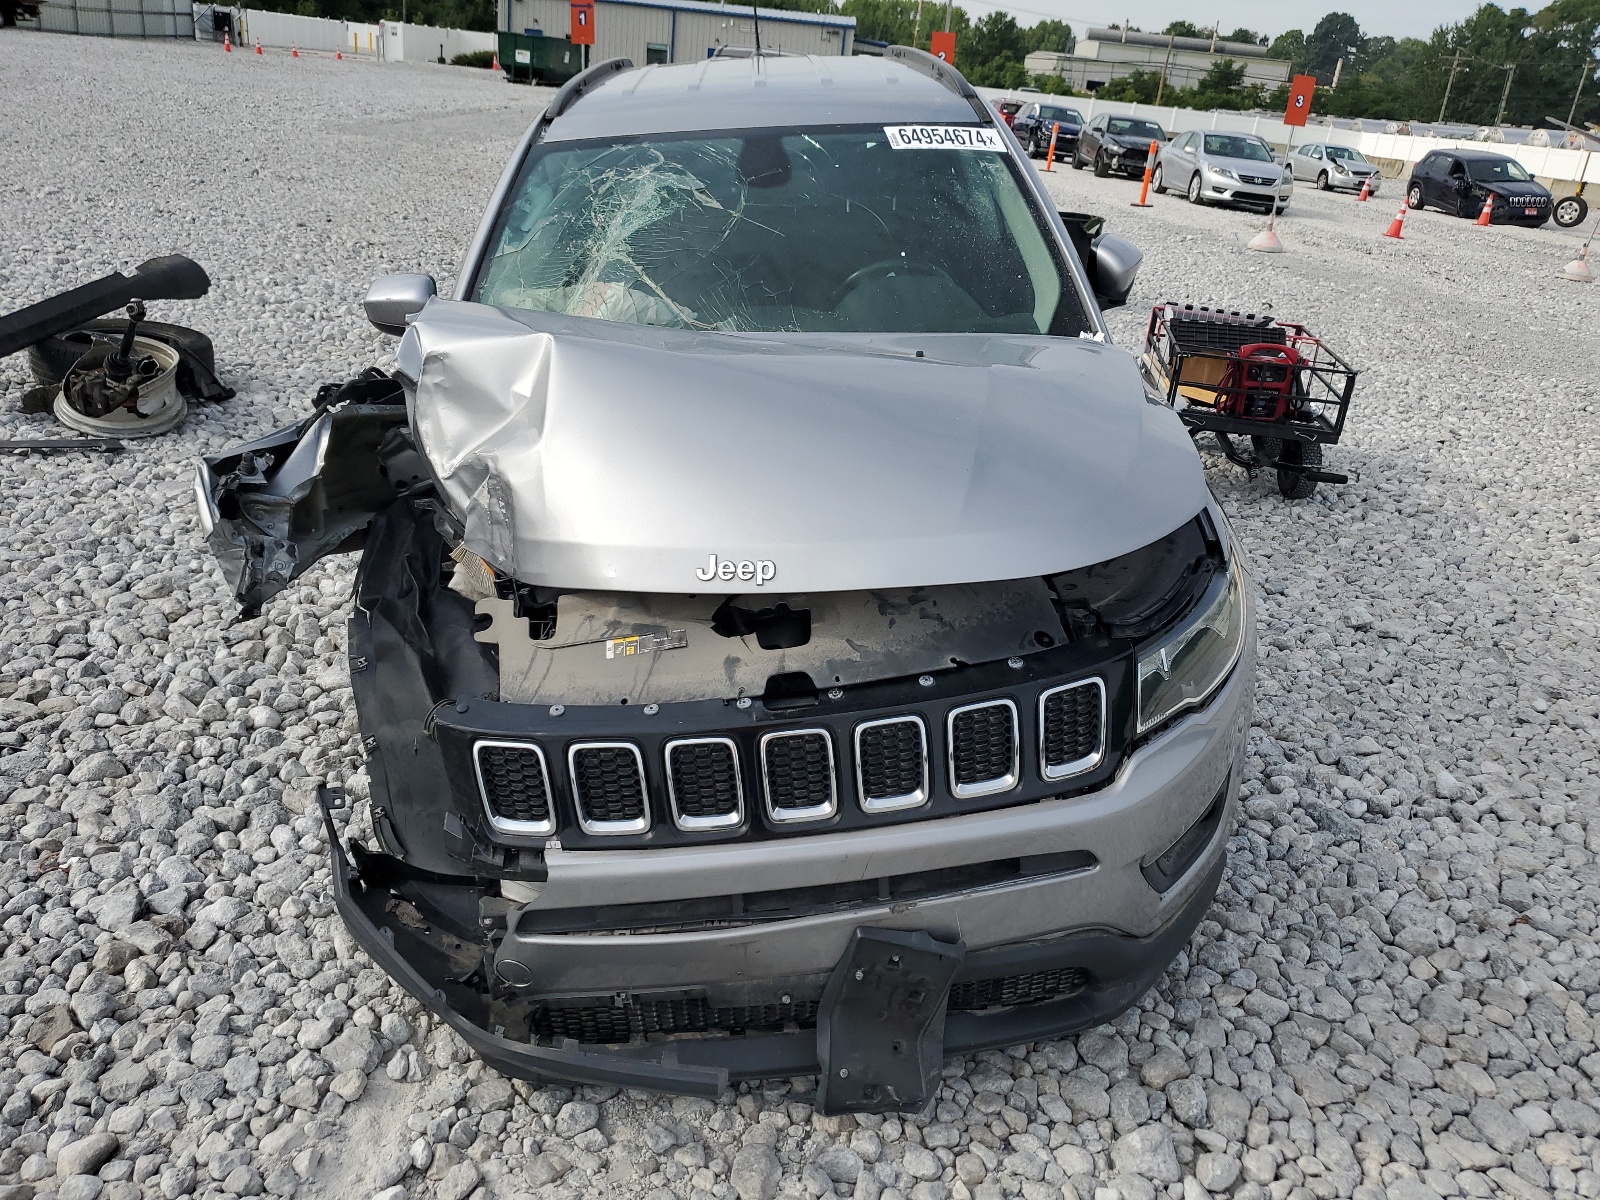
[195,373,416,614]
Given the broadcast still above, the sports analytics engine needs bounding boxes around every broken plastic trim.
[196,372,410,615]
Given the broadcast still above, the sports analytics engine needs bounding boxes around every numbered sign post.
[570,0,595,46]
[929,31,955,64]
[1284,74,1316,127]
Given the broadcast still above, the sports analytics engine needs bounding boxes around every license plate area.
[815,928,965,1115]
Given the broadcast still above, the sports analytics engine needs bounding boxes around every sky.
[954,0,1489,42]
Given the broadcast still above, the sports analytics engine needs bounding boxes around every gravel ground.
[3,29,1600,1200]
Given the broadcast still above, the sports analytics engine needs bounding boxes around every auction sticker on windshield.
[884,125,1006,151]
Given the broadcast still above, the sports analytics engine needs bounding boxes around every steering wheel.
[836,257,957,305]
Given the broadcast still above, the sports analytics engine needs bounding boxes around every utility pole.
[1154,32,1174,104]
[1495,63,1515,128]
[913,0,922,49]
[942,0,950,35]
[1569,56,1591,125]
[1332,56,1343,89]
[1438,49,1464,124]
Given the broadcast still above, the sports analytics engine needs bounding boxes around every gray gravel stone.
[1469,1099,1530,1155]
[730,1144,781,1200]
[1110,1126,1179,1184]
[554,1100,599,1138]
[436,1161,480,1200]
[56,1134,118,1179]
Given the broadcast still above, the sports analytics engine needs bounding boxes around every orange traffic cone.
[491,52,500,71]
[254,36,262,55]
[335,48,343,59]
[291,43,299,57]
[1356,178,1369,202]
[1383,203,1407,240]
[1475,194,1493,226]
[223,31,231,51]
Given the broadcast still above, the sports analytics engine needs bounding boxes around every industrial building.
[498,0,854,66]
[1026,27,1290,94]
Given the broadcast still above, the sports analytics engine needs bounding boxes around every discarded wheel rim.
[53,336,188,438]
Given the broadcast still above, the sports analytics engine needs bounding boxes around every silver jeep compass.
[196,46,1254,1114]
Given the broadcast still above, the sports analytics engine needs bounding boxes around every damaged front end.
[200,384,1247,1109]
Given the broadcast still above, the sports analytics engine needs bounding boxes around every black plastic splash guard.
[815,927,965,1115]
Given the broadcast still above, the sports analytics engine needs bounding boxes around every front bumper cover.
[320,764,1230,1110]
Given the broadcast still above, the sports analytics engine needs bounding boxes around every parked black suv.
[1406,149,1553,226]
[1013,101,1085,159]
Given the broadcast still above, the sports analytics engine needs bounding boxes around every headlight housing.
[1136,559,1246,733]
[1211,166,1239,182]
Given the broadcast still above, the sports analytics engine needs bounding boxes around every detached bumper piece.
[320,787,1222,1112]
[816,929,964,1115]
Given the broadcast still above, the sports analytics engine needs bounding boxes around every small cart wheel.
[1252,437,1321,498]
[1275,439,1322,500]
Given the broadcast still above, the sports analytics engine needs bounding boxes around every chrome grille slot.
[948,699,1019,799]
[1039,679,1105,780]
[854,716,928,813]
[666,738,743,831]
[568,742,650,834]
[474,740,554,835]
[760,729,836,823]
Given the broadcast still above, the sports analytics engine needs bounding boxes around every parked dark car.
[1012,101,1085,159]
[1406,149,1552,226]
[1074,114,1168,177]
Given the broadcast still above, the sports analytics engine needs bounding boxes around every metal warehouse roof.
[596,0,855,28]
[545,53,977,140]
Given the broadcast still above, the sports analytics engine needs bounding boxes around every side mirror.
[1093,232,1141,309]
[1451,176,1470,193]
[1057,212,1142,310]
[364,274,437,336]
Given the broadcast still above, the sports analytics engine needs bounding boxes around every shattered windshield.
[472,125,1091,336]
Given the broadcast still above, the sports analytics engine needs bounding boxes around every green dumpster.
[498,31,585,86]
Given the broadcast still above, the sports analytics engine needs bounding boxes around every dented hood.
[401,300,1211,593]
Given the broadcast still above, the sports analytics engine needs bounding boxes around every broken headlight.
[1136,558,1245,733]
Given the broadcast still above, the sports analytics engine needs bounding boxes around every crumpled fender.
[194,371,417,615]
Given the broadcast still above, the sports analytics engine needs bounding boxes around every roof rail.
[546,56,635,122]
[884,45,977,101]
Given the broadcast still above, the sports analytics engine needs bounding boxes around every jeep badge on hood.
[696,555,777,585]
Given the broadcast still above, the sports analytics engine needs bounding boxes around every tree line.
[243,0,1599,128]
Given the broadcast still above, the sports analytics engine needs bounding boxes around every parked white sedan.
[1289,142,1381,194]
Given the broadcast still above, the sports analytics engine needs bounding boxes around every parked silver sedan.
[1152,131,1293,214]
[1289,142,1381,193]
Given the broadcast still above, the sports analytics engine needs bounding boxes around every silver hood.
[400,300,1211,594]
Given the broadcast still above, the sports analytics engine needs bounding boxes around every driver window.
[1448,160,1465,176]
[1312,147,1323,159]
